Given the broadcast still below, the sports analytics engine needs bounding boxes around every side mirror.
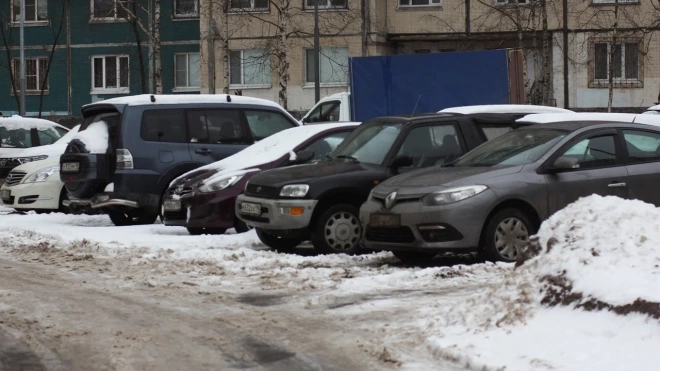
[548,156,579,172]
[290,150,315,165]
[390,155,413,169]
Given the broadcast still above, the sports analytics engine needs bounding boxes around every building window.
[11,58,48,93]
[91,55,129,93]
[590,40,642,87]
[592,0,639,4]
[229,50,270,88]
[175,53,200,91]
[11,0,48,23]
[230,0,270,11]
[92,0,129,20]
[304,0,347,10]
[494,0,534,5]
[398,0,442,6]
[305,47,349,85]
[174,0,198,18]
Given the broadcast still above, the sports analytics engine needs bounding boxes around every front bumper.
[235,194,318,230]
[1,180,63,210]
[359,191,496,253]
[162,191,239,229]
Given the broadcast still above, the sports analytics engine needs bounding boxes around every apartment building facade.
[0,0,201,117]
[202,0,659,113]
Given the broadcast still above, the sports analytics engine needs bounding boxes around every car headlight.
[422,185,488,206]
[280,184,309,197]
[16,155,48,165]
[198,175,243,193]
[23,165,60,183]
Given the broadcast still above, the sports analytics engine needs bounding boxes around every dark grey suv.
[60,94,299,226]
[360,121,660,263]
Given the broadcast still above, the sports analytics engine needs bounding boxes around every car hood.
[249,159,382,188]
[0,143,67,159]
[10,155,60,174]
[379,165,523,190]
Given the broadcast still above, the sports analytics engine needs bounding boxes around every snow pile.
[425,195,659,370]
[72,121,109,153]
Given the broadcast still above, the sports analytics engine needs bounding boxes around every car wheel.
[311,204,362,254]
[391,250,436,265]
[107,209,158,226]
[256,228,302,252]
[187,227,227,235]
[482,208,536,263]
[58,187,70,214]
[234,217,252,234]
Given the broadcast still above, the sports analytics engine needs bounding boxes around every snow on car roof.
[518,112,660,127]
[0,125,82,159]
[175,122,360,184]
[89,94,285,110]
[647,104,660,111]
[438,105,574,115]
[0,115,67,131]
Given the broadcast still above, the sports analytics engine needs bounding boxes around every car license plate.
[164,200,182,211]
[370,213,400,227]
[240,202,262,216]
[0,190,10,200]
[61,162,80,173]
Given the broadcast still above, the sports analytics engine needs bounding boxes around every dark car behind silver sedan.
[360,121,660,264]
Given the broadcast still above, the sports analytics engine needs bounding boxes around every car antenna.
[410,94,422,117]
[226,94,232,103]
[150,95,156,103]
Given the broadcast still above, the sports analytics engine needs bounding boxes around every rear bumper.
[64,192,160,211]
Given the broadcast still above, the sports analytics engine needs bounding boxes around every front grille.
[245,183,279,198]
[5,171,26,187]
[365,226,416,243]
[164,209,187,221]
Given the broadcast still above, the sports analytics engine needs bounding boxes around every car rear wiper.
[334,155,359,163]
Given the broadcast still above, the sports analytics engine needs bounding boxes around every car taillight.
[116,149,134,169]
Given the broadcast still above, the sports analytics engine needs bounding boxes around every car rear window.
[244,110,297,140]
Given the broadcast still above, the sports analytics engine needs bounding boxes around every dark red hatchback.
[162,122,359,235]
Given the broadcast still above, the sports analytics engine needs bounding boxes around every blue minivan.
[59,94,299,226]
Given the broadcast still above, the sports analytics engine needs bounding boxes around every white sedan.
[0,156,66,213]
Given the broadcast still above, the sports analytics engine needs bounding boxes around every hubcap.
[324,211,361,251]
[494,217,529,261]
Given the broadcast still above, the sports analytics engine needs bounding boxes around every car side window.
[204,110,246,144]
[141,109,187,143]
[397,124,464,168]
[2,128,31,148]
[300,131,351,161]
[623,130,659,163]
[561,135,618,169]
[38,129,61,145]
[244,110,296,140]
[479,123,513,141]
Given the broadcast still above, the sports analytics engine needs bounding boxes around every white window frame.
[304,0,348,10]
[398,0,442,7]
[304,46,349,87]
[591,0,639,4]
[174,52,201,92]
[91,55,130,94]
[592,41,641,84]
[90,0,128,22]
[11,57,49,94]
[10,0,49,26]
[173,0,199,19]
[229,0,270,12]
[229,49,271,89]
[494,0,534,5]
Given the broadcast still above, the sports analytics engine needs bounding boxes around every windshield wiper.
[334,155,359,163]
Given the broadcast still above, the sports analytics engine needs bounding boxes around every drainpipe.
[66,0,72,115]
[562,0,569,108]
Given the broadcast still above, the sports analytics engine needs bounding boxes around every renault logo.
[384,191,398,210]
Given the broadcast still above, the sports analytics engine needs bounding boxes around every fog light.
[279,207,305,215]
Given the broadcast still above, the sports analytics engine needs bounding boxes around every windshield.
[331,121,403,165]
[452,129,567,167]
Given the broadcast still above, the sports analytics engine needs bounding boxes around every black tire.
[63,139,108,199]
[256,228,302,252]
[187,227,227,235]
[107,209,158,226]
[234,217,252,234]
[310,204,362,254]
[391,251,436,265]
[481,208,536,263]
[58,187,70,214]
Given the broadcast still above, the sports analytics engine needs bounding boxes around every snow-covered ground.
[0,195,660,370]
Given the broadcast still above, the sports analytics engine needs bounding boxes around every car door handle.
[608,182,627,188]
[195,148,212,155]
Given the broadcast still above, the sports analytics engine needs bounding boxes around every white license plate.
[240,202,262,216]
[61,162,80,173]
[0,190,10,200]
[164,200,182,211]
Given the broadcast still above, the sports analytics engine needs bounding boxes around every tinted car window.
[245,110,296,140]
[623,130,659,162]
[454,129,566,167]
[38,129,62,145]
[562,135,618,169]
[141,110,187,143]
[397,124,464,168]
[302,131,350,161]
[205,110,246,144]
